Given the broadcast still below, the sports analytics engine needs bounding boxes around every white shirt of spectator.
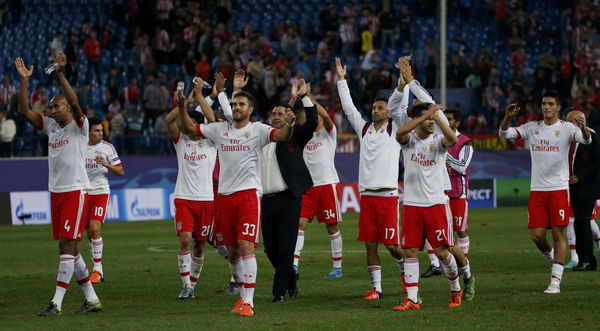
[261,142,288,194]
[41,115,91,193]
[173,132,217,201]
[337,80,400,194]
[197,121,275,195]
[303,125,340,186]
[86,141,121,195]
[402,132,449,207]
[500,120,590,191]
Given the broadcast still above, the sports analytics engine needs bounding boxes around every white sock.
[567,218,578,262]
[190,255,204,288]
[395,258,404,275]
[542,248,554,262]
[294,230,304,268]
[91,237,103,273]
[52,254,75,310]
[551,262,564,286]
[590,220,600,241]
[232,257,244,298]
[441,254,461,292]
[241,254,257,307]
[367,265,382,293]
[404,258,419,302]
[73,254,99,302]
[459,259,472,279]
[329,231,343,268]
[457,236,470,257]
[177,250,191,286]
[425,241,440,267]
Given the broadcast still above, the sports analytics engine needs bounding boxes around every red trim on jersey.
[172,135,180,144]
[515,128,522,139]
[195,124,204,138]
[326,124,335,133]
[269,128,276,142]
[36,113,44,131]
[75,115,86,128]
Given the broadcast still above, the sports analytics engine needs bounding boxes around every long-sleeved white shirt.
[338,79,400,193]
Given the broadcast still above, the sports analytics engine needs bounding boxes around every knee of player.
[193,241,205,255]
[325,222,339,234]
[433,246,451,260]
[298,218,309,230]
[58,238,77,254]
[178,235,193,248]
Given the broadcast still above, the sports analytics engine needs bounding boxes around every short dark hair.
[444,108,463,122]
[412,102,433,118]
[374,96,388,104]
[234,91,254,108]
[88,116,102,126]
[542,90,561,105]
[271,101,291,112]
[189,110,204,124]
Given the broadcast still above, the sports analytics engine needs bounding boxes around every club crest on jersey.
[428,142,436,150]
[534,130,541,135]
[554,130,560,137]
[245,130,251,138]
[176,221,182,231]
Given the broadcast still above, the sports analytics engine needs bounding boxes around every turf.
[1,207,598,330]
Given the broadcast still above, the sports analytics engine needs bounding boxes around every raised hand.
[335,57,346,80]
[571,114,586,129]
[296,79,307,96]
[283,109,296,127]
[397,56,413,84]
[290,79,299,98]
[424,104,442,118]
[15,58,33,78]
[54,52,67,72]
[233,69,249,91]
[175,91,185,108]
[214,72,226,94]
[504,103,520,118]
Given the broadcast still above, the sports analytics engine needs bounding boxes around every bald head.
[50,94,69,108]
[566,110,585,127]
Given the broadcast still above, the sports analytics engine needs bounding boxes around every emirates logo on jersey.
[48,139,69,149]
[304,141,323,151]
[410,153,437,166]
[184,152,208,161]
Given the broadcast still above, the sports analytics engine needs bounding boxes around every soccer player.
[394,102,461,311]
[16,54,102,316]
[178,88,295,316]
[336,57,406,299]
[84,117,124,284]
[294,84,344,279]
[499,92,591,293]
[167,81,217,299]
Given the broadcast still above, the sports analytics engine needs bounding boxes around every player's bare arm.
[193,78,216,123]
[500,103,520,131]
[289,79,299,108]
[55,52,84,120]
[96,155,124,176]
[15,57,42,129]
[313,96,333,131]
[272,110,296,142]
[395,105,437,144]
[177,90,198,137]
[432,106,457,147]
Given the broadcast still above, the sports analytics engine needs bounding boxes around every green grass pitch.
[1,207,598,330]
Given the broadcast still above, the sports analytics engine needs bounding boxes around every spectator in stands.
[83,31,102,85]
[378,0,396,50]
[64,35,79,84]
[360,25,374,54]
[49,32,64,61]
[281,28,302,61]
[359,7,379,41]
[317,36,331,79]
[339,17,356,56]
[398,4,412,50]
[181,50,196,94]
[142,75,164,133]
[153,26,171,64]
[156,0,174,26]
[0,110,16,157]
[111,108,126,154]
[361,48,379,75]
[467,109,488,133]
[319,4,338,42]
[465,69,482,89]
[106,67,121,101]
[448,53,468,88]
[0,76,16,112]
[341,2,359,19]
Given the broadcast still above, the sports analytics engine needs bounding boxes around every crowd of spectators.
[0,0,599,157]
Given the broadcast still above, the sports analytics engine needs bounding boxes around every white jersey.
[303,125,339,186]
[402,132,449,207]
[338,80,400,193]
[40,115,90,193]
[197,121,275,195]
[500,120,590,191]
[173,132,217,200]
[85,141,121,195]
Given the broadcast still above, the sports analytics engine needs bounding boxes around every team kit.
[14,53,590,317]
